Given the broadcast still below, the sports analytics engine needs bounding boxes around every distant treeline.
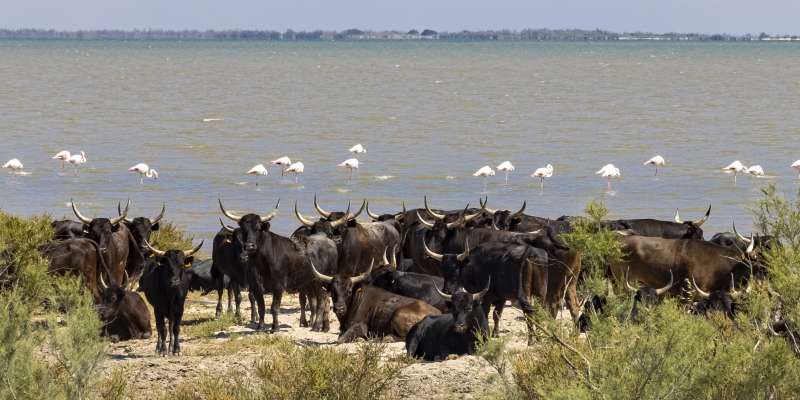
[0,28,796,42]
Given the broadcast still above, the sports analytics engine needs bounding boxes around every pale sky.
[3,0,798,35]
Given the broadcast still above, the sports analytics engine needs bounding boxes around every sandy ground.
[100,291,544,399]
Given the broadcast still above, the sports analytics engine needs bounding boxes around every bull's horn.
[729,274,741,298]
[110,199,130,226]
[624,267,637,292]
[218,199,243,223]
[457,238,470,262]
[674,209,683,223]
[98,272,109,290]
[366,202,380,221]
[433,282,452,300]
[390,245,398,269]
[219,218,235,233]
[184,240,204,257]
[117,202,133,223]
[491,219,499,230]
[424,196,446,220]
[313,194,331,218]
[472,277,491,301]
[691,275,711,299]
[294,202,316,227]
[381,247,390,265]
[446,205,470,229]
[346,199,366,221]
[71,198,93,224]
[463,209,481,223]
[733,222,752,244]
[422,239,443,262]
[654,270,675,296]
[746,235,755,254]
[480,196,497,215]
[150,203,166,225]
[511,201,527,218]
[528,229,543,235]
[694,205,711,227]
[415,211,435,229]
[142,239,166,256]
[351,258,375,284]
[309,259,333,283]
[260,199,280,222]
[329,202,351,228]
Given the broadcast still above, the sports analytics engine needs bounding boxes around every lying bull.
[310,259,441,343]
[98,277,152,341]
[42,237,109,302]
[369,248,450,312]
[405,284,490,361]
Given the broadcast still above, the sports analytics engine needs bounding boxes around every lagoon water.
[1,40,799,239]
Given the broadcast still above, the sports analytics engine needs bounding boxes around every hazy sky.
[4,0,798,34]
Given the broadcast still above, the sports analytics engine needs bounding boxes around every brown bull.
[43,238,112,302]
[610,233,754,294]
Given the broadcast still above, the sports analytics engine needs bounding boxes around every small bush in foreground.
[150,221,195,252]
[165,339,405,400]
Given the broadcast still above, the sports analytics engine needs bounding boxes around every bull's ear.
[260,222,271,232]
[184,256,194,268]
[151,223,160,231]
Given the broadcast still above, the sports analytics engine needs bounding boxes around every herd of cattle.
[39,195,798,361]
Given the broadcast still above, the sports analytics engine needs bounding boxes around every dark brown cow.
[310,259,441,343]
[610,232,755,294]
[42,238,111,302]
[71,199,139,285]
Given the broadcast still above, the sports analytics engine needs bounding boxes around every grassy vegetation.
[150,221,196,252]
[163,338,407,400]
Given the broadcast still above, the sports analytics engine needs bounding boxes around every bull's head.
[673,205,711,239]
[434,279,490,333]
[480,197,527,231]
[219,198,279,262]
[422,238,470,294]
[118,202,165,255]
[72,199,129,255]
[690,274,741,320]
[310,257,374,323]
[624,269,674,305]
[143,239,203,288]
[365,201,404,233]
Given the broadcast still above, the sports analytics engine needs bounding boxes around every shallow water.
[1,40,799,239]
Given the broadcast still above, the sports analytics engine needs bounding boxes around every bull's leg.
[337,322,369,343]
[321,291,331,332]
[251,285,266,330]
[492,301,505,338]
[270,290,283,333]
[226,282,234,314]
[233,286,243,323]
[155,314,167,355]
[249,291,258,325]
[298,290,308,328]
[214,279,224,319]
[172,309,184,355]
[308,291,319,329]
[166,318,174,357]
[566,277,581,322]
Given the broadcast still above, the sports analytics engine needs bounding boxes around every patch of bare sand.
[100,291,544,399]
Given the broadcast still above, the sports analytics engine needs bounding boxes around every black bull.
[42,238,111,302]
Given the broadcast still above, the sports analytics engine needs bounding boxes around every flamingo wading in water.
[52,150,71,169]
[285,162,305,183]
[596,163,621,191]
[247,164,268,186]
[129,163,158,184]
[3,159,24,175]
[644,155,665,176]
[496,161,514,185]
[792,160,800,179]
[722,161,747,184]
[67,151,86,175]
[531,164,554,189]
[349,144,366,155]
[271,156,291,176]
[473,165,495,190]
[339,158,359,183]
[746,165,765,177]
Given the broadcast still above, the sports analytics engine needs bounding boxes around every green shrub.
[164,339,405,400]
[150,221,195,252]
[0,212,54,303]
